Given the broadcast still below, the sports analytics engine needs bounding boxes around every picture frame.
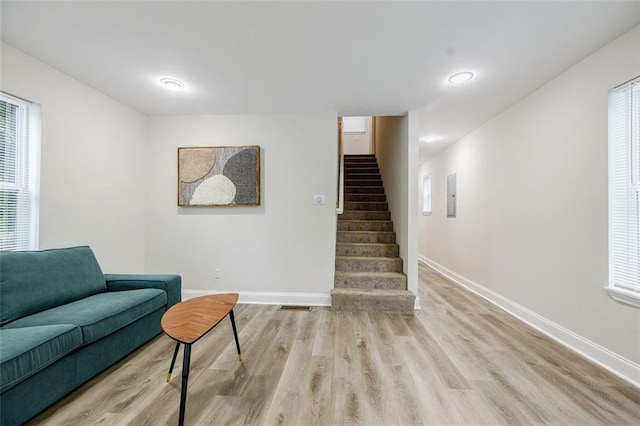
[178,145,260,207]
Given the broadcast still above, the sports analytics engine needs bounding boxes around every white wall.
[0,43,148,272]
[342,116,372,154]
[419,26,640,382]
[146,114,338,304]
[376,113,419,306]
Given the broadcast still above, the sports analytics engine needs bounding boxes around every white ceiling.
[2,1,639,160]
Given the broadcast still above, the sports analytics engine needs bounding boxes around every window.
[342,116,366,134]
[422,175,432,215]
[607,76,640,307]
[0,92,40,251]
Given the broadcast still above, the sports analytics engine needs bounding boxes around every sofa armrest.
[105,274,182,308]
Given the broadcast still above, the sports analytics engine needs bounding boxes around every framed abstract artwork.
[178,146,260,206]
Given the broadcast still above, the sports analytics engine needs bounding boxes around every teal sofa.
[0,246,181,425]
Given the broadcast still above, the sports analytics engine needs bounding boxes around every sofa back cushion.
[0,246,107,326]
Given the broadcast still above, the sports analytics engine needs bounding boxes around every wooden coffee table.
[161,293,242,426]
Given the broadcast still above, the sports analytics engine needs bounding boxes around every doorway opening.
[341,116,375,155]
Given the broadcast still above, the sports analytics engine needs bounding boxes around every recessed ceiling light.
[160,77,185,91]
[448,71,474,85]
[420,135,441,143]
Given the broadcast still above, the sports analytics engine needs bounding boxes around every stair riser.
[345,160,378,164]
[343,164,380,172]
[331,292,414,314]
[339,211,390,220]
[344,174,381,181]
[337,232,396,243]
[344,194,386,202]
[344,168,379,174]
[334,276,407,290]
[345,180,382,187]
[334,275,406,290]
[336,244,399,257]
[335,257,403,273]
[344,187,385,194]
[344,157,377,161]
[337,156,413,313]
[344,165,380,175]
[337,221,393,232]
[344,202,388,211]
[344,164,379,169]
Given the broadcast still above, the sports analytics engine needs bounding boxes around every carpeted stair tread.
[344,194,387,202]
[334,270,406,279]
[339,210,390,220]
[331,287,410,296]
[344,164,379,168]
[333,154,414,314]
[337,220,393,231]
[344,202,389,211]
[336,231,396,243]
[345,180,383,187]
[335,255,403,272]
[336,242,399,257]
[345,172,380,175]
[330,288,415,314]
[344,186,385,194]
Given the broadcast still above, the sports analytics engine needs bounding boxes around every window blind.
[0,92,39,251]
[609,77,640,295]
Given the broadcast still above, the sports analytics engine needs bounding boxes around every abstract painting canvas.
[178,146,260,206]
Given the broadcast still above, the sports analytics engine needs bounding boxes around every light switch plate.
[313,195,326,205]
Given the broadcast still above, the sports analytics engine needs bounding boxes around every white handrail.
[337,152,344,214]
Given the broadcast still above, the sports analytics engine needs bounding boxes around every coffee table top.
[161,293,239,344]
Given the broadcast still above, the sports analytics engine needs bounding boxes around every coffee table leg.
[167,342,181,382]
[229,310,242,361]
[178,344,192,426]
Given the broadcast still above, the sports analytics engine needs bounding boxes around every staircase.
[331,154,415,314]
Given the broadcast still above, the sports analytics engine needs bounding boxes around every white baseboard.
[182,289,331,306]
[418,254,640,387]
[184,289,420,311]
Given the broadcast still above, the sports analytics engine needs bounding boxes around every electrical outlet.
[214,268,221,279]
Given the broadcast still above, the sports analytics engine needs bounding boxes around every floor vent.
[279,305,312,311]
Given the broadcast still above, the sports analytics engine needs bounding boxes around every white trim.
[0,92,40,251]
[337,152,344,214]
[28,103,41,249]
[182,289,331,306]
[418,254,640,387]
[605,286,640,308]
[184,288,421,310]
[406,110,420,310]
[608,77,640,298]
[414,297,421,310]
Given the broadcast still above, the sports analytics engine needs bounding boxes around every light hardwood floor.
[28,263,640,425]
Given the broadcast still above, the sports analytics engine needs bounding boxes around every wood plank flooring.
[27,262,640,425]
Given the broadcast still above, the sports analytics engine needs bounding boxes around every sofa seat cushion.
[3,289,167,345]
[0,324,82,393]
